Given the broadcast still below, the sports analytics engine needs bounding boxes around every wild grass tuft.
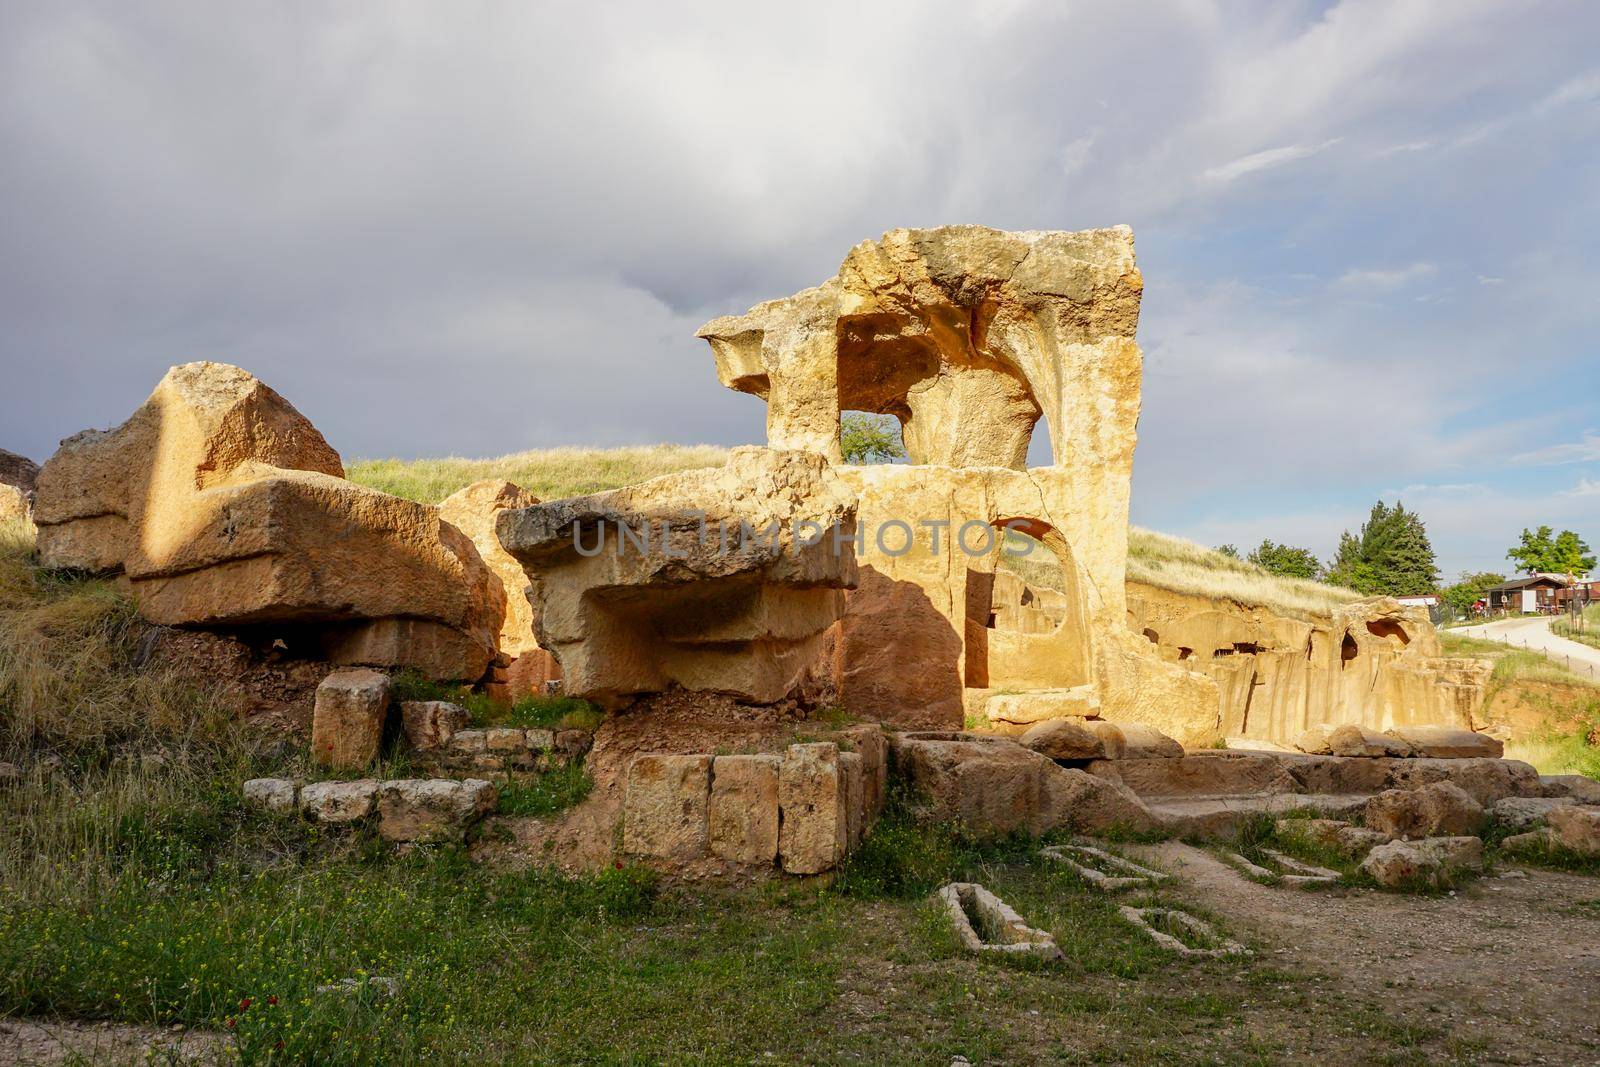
[0,520,231,755]
[494,763,593,817]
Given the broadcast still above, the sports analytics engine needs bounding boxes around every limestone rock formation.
[1363,781,1485,840]
[888,732,1159,838]
[31,363,500,679]
[1360,836,1484,889]
[0,448,38,527]
[311,669,392,771]
[498,447,857,708]
[438,480,543,658]
[1130,582,1492,748]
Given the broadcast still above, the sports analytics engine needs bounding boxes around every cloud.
[0,0,1596,585]
[1201,139,1340,183]
[1511,431,1600,467]
[1561,476,1600,497]
[1335,262,1437,288]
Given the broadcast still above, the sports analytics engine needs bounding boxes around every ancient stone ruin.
[23,223,1580,882]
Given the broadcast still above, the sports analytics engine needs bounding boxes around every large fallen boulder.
[498,447,857,708]
[0,448,38,526]
[1363,781,1486,840]
[31,363,500,679]
[1361,836,1484,889]
[889,732,1159,837]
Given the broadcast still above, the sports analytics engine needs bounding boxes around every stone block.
[622,754,712,861]
[836,723,887,823]
[1382,726,1502,759]
[451,729,487,753]
[779,742,846,874]
[839,750,865,850]
[707,754,780,865]
[1020,719,1105,761]
[1548,806,1600,855]
[311,669,392,771]
[484,727,527,752]
[299,780,379,823]
[377,778,497,843]
[399,701,470,750]
[243,777,296,815]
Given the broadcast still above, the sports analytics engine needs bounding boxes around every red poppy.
[266,995,279,1006]
[225,1018,236,1029]
[239,997,252,1010]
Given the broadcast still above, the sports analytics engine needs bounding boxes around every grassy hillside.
[1126,527,1362,619]
[345,445,730,504]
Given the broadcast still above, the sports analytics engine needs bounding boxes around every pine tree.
[1325,501,1438,596]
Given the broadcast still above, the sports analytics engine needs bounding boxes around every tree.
[1215,544,1241,559]
[839,412,907,464]
[1246,539,1321,579]
[1440,571,1505,617]
[1506,526,1595,576]
[1325,501,1439,596]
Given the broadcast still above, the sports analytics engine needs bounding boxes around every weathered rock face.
[1130,582,1492,748]
[889,732,1159,838]
[696,226,1230,743]
[698,226,1142,477]
[376,778,496,843]
[0,448,38,526]
[311,669,392,771]
[1364,782,1485,840]
[1361,836,1483,889]
[438,480,543,659]
[30,363,500,680]
[498,447,856,708]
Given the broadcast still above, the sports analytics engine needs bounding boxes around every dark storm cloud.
[2,1,1597,571]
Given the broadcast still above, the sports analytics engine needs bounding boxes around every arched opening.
[1340,631,1359,667]
[1365,619,1411,647]
[962,517,1091,690]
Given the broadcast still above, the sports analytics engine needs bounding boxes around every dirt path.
[0,1019,230,1065]
[1456,615,1600,681]
[1130,841,1600,1064]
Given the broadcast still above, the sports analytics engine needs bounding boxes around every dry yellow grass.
[345,444,731,503]
[1126,526,1363,620]
[0,518,228,753]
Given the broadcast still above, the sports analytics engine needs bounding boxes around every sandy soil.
[1130,841,1600,1064]
[0,1019,230,1065]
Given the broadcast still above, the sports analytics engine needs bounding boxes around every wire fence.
[1466,623,1600,681]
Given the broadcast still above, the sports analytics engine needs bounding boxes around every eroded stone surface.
[708,754,780,864]
[400,700,470,751]
[622,754,711,861]
[1547,806,1600,855]
[779,742,847,875]
[31,362,499,679]
[300,779,379,823]
[1021,718,1106,761]
[311,669,392,771]
[243,777,297,815]
[499,448,856,709]
[1363,782,1485,840]
[376,778,496,842]
[1360,836,1484,889]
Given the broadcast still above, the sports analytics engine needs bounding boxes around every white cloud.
[1561,476,1600,497]
[1335,262,1437,288]
[1201,139,1341,183]
[1511,431,1600,467]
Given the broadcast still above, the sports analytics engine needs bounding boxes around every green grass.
[494,763,593,817]
[344,445,731,504]
[390,671,602,731]
[1552,604,1600,651]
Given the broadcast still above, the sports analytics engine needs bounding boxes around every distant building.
[1484,574,1591,613]
[1394,594,1439,608]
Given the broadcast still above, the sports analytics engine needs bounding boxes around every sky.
[1,0,1596,578]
